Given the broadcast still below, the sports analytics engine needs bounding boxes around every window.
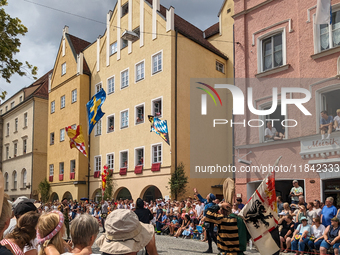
[133,26,140,38]
[107,115,114,133]
[60,128,65,142]
[13,171,17,190]
[121,69,129,89]
[14,143,17,157]
[5,106,7,112]
[152,52,162,74]
[261,104,286,142]
[4,173,8,191]
[121,39,128,49]
[120,151,128,168]
[6,123,9,136]
[135,148,144,166]
[70,160,76,173]
[152,144,162,163]
[23,139,27,154]
[261,33,283,72]
[5,146,9,160]
[110,41,117,55]
[121,110,129,128]
[135,104,144,124]
[107,153,114,171]
[61,62,66,76]
[95,119,102,136]
[216,61,225,73]
[14,118,18,132]
[71,124,76,130]
[59,162,64,175]
[51,101,55,113]
[50,132,55,145]
[107,76,115,94]
[121,2,129,17]
[11,102,14,109]
[61,95,65,109]
[316,10,340,53]
[24,113,28,127]
[71,89,77,103]
[135,61,145,82]
[95,83,102,93]
[49,164,54,176]
[22,169,27,188]
[0,110,2,115]
[19,96,22,102]
[152,98,162,117]
[94,156,101,173]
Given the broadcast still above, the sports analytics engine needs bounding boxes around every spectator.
[195,201,204,220]
[314,200,322,217]
[236,198,244,210]
[134,198,153,224]
[321,197,337,227]
[155,204,163,235]
[289,180,303,206]
[295,205,307,226]
[320,217,340,255]
[100,200,109,233]
[277,196,284,213]
[308,217,325,253]
[291,217,311,254]
[264,121,284,140]
[278,214,294,253]
[336,206,340,221]
[174,215,190,238]
[320,110,334,140]
[0,194,16,255]
[307,202,317,225]
[232,204,239,215]
[334,109,340,131]
[282,203,290,215]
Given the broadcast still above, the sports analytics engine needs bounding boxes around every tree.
[103,171,114,200]
[0,0,37,85]
[38,178,50,203]
[168,163,188,200]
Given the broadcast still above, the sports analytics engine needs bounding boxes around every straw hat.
[96,209,154,254]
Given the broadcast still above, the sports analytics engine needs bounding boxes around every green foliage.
[168,163,188,200]
[103,172,114,200]
[0,0,38,83]
[0,91,7,100]
[38,178,50,203]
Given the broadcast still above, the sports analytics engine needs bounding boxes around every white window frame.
[5,145,9,160]
[106,152,114,171]
[95,119,102,136]
[151,96,163,118]
[13,142,17,157]
[14,118,18,132]
[134,146,145,166]
[151,50,163,76]
[59,162,64,175]
[23,138,27,154]
[107,75,115,95]
[51,101,55,113]
[151,143,163,164]
[71,89,77,103]
[10,101,14,109]
[135,60,145,83]
[95,82,102,94]
[22,169,27,188]
[60,128,65,142]
[50,132,55,145]
[4,173,8,190]
[70,160,76,173]
[257,28,286,74]
[94,155,102,173]
[24,112,28,127]
[13,171,17,189]
[107,114,115,133]
[49,164,54,176]
[61,62,66,76]
[61,95,65,109]
[120,68,129,89]
[216,61,225,73]
[110,41,118,55]
[120,109,129,129]
[19,96,22,103]
[6,123,9,136]
[135,103,145,125]
[119,150,129,169]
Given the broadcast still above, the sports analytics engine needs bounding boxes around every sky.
[1,0,224,101]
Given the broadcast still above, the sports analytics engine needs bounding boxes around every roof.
[204,22,219,39]
[145,0,227,60]
[24,69,53,100]
[65,34,91,74]
[218,0,227,17]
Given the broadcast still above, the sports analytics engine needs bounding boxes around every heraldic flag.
[65,125,87,157]
[86,88,106,135]
[238,169,280,255]
[148,115,170,145]
[101,165,108,192]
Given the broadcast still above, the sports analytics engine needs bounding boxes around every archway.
[115,187,132,200]
[50,192,59,202]
[62,191,73,201]
[141,185,162,202]
[92,189,102,203]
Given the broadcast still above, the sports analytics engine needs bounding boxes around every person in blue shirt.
[291,216,311,254]
[320,110,334,140]
[236,198,245,210]
[321,197,338,227]
[194,188,216,253]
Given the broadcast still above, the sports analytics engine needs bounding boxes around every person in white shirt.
[195,201,204,219]
[313,200,322,217]
[264,122,284,141]
[334,109,340,131]
[307,217,325,252]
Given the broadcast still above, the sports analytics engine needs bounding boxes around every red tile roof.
[204,22,219,39]
[66,34,91,74]
[24,69,53,99]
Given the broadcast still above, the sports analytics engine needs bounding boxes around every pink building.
[234,0,340,206]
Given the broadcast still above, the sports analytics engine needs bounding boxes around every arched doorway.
[62,191,73,201]
[50,192,59,202]
[142,186,162,202]
[115,187,132,200]
[92,189,102,203]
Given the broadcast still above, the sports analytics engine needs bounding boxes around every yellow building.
[48,0,234,202]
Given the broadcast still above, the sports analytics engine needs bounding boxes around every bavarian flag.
[86,88,106,135]
[148,115,170,145]
[65,125,87,157]
[238,158,281,255]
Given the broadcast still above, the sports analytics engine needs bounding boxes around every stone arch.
[92,188,102,203]
[140,185,163,203]
[114,187,132,200]
[62,191,73,201]
[50,192,59,202]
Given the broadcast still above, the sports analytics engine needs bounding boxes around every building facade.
[233,0,340,206]
[1,71,50,200]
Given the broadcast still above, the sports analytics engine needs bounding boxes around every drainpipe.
[175,29,178,170]
[31,99,35,199]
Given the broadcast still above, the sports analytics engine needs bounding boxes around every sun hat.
[96,209,154,255]
[14,201,37,218]
[300,216,307,221]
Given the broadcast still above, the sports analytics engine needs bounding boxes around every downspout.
[31,99,35,199]
[175,29,178,171]
[88,74,91,199]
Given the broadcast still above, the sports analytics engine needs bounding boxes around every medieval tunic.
[205,205,249,255]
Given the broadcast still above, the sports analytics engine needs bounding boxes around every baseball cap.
[300,216,307,221]
[14,201,37,218]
